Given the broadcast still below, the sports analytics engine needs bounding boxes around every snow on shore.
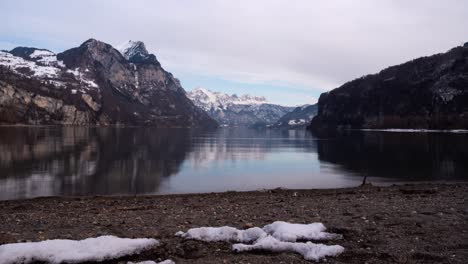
[263,221,343,242]
[176,221,344,261]
[175,226,266,242]
[0,236,159,264]
[233,235,344,261]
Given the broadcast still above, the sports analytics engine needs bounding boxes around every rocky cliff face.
[273,104,317,128]
[187,87,294,127]
[309,44,468,130]
[0,39,217,127]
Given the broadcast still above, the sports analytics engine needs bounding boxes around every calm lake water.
[0,127,467,200]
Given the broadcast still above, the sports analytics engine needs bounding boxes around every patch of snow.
[57,60,65,68]
[175,226,266,243]
[232,235,344,261]
[176,221,343,261]
[86,80,99,88]
[66,68,80,76]
[29,50,55,58]
[132,63,139,89]
[263,221,342,242]
[0,235,159,264]
[29,50,61,66]
[0,51,59,78]
[288,119,306,125]
[436,86,462,102]
[66,68,99,88]
[157,260,175,264]
[37,56,58,65]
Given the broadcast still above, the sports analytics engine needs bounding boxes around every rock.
[243,222,254,229]
[32,95,63,113]
[81,94,101,112]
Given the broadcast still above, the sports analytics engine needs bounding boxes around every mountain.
[187,87,294,127]
[309,42,468,130]
[0,39,217,127]
[273,104,318,128]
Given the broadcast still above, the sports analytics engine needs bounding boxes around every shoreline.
[3,180,468,202]
[3,123,468,132]
[1,183,467,263]
[3,179,468,202]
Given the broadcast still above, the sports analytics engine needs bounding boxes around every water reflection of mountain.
[188,128,317,166]
[314,131,468,181]
[0,127,192,199]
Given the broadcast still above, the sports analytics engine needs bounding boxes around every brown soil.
[0,183,467,264]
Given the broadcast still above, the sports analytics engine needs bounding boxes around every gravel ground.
[0,183,467,264]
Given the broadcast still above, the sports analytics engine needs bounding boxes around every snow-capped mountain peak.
[191,87,218,103]
[116,40,156,63]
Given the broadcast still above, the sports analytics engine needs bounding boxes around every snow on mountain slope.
[29,50,59,65]
[188,87,268,111]
[0,39,217,127]
[187,87,293,127]
[0,51,61,78]
[0,50,97,91]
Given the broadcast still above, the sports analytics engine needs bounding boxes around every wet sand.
[0,183,467,263]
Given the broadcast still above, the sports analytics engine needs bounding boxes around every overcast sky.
[1,0,467,105]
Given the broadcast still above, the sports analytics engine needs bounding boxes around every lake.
[0,126,467,200]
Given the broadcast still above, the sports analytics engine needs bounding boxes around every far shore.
[2,124,468,133]
[1,183,466,263]
[358,128,468,133]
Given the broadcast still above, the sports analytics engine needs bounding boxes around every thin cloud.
[1,0,467,100]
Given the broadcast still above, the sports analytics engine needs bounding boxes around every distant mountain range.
[0,39,217,127]
[272,104,317,128]
[187,87,295,127]
[309,42,468,130]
